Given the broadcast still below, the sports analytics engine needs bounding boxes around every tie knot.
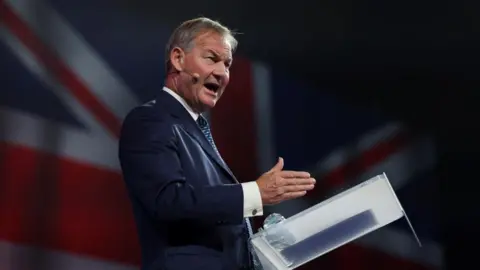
[197,115,208,129]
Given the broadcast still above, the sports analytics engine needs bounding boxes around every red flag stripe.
[210,57,258,182]
[0,143,140,265]
[0,2,121,138]
[308,131,410,198]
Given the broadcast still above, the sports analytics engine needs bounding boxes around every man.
[118,17,316,270]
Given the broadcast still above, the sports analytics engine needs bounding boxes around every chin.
[202,101,217,110]
[200,96,218,109]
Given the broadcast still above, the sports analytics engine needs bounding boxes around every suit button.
[252,209,257,215]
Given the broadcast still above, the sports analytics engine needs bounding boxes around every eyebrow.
[206,49,232,62]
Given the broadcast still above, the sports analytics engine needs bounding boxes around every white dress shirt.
[163,87,263,218]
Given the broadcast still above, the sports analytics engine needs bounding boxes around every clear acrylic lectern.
[250,173,421,270]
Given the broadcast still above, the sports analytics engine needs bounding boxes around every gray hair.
[165,17,238,71]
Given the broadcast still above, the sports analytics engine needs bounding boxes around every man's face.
[172,31,233,113]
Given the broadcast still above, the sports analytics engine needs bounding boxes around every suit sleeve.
[118,108,244,225]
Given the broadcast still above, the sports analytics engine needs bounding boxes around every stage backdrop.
[0,0,442,269]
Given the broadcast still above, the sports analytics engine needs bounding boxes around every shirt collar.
[162,86,200,121]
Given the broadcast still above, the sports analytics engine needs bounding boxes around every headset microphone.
[182,70,200,84]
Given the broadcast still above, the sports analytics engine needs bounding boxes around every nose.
[211,63,229,81]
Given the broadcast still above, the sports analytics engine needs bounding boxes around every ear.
[170,47,184,72]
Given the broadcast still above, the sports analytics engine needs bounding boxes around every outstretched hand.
[255,157,315,205]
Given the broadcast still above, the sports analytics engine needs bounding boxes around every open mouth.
[204,82,220,93]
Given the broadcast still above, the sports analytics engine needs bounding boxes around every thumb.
[267,157,284,173]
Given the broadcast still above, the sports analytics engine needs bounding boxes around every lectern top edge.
[382,172,422,247]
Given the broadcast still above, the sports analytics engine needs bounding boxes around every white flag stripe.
[0,26,120,170]
[0,107,119,170]
[266,136,435,216]
[0,26,111,137]
[261,122,404,218]
[6,0,140,122]
[355,136,436,190]
[0,241,138,270]
[252,62,276,173]
[313,122,403,176]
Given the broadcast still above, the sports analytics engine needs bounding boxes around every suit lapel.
[181,120,238,182]
[155,91,238,183]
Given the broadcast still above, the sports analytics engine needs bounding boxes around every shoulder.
[120,100,176,144]
[124,99,160,121]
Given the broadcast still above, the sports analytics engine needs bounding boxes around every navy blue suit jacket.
[119,90,253,270]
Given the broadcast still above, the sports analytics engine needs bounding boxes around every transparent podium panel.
[250,173,418,270]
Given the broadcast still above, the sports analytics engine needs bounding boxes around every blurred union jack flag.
[0,0,442,269]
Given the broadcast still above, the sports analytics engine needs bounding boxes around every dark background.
[115,0,480,267]
[3,0,479,268]
[115,0,479,141]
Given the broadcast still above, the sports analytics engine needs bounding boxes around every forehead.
[192,31,232,58]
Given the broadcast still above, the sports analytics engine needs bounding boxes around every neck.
[164,75,178,95]
[164,75,204,115]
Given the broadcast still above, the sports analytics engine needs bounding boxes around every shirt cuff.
[241,181,263,217]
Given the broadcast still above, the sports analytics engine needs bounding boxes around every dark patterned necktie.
[196,115,263,270]
[196,115,221,157]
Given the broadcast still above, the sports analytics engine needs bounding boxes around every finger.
[267,157,284,173]
[278,171,311,178]
[283,191,307,200]
[283,177,316,186]
[283,184,315,193]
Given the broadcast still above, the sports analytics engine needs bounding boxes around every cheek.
[222,76,230,88]
[195,61,210,74]
[195,87,204,98]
